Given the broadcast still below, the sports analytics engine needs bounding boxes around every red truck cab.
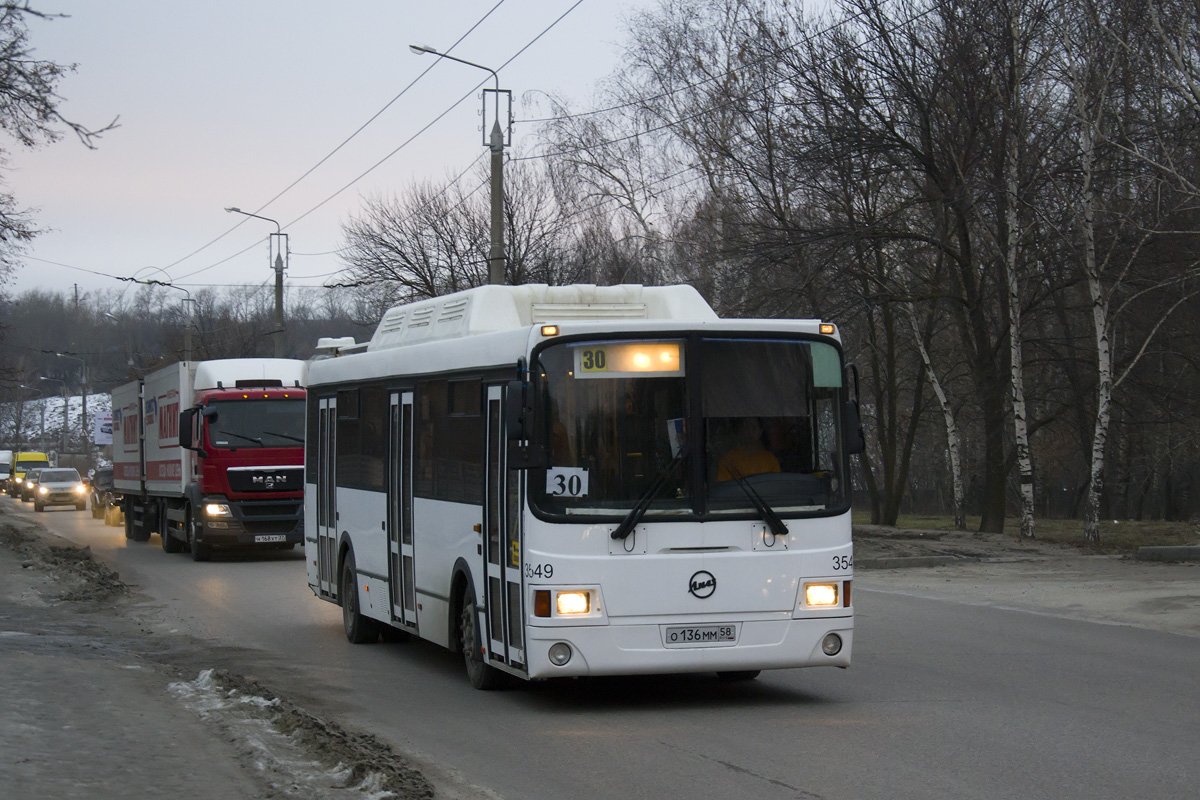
[179,382,306,559]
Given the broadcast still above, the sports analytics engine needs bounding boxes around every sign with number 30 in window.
[546,467,589,498]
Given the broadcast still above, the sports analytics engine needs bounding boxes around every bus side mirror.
[843,364,866,456]
[505,380,546,470]
[842,402,866,455]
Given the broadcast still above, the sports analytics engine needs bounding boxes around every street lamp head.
[409,43,437,55]
[224,206,241,213]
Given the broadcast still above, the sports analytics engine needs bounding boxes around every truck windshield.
[207,399,305,449]
[533,336,847,519]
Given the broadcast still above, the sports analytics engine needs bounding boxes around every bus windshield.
[534,336,847,519]
[206,399,306,449]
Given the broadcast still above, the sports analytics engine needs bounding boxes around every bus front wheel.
[340,549,381,644]
[459,591,502,690]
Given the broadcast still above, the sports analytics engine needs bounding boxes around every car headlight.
[26,481,34,489]
[38,486,48,495]
[205,503,233,518]
[75,484,87,494]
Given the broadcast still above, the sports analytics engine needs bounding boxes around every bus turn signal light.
[819,323,836,335]
[534,590,551,617]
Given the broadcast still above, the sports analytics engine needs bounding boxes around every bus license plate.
[255,534,287,543]
[663,624,739,648]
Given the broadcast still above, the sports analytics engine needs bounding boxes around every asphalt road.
[12,496,1200,800]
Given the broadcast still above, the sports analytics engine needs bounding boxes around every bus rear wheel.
[340,549,381,644]
[459,591,502,690]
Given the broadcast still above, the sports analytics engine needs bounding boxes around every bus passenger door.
[387,391,418,631]
[484,384,525,672]
[316,396,337,598]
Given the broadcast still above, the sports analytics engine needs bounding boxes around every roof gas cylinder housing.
[365,284,719,352]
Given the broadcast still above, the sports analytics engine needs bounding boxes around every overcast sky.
[5,0,654,301]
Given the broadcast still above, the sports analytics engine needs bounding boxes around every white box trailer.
[111,359,308,559]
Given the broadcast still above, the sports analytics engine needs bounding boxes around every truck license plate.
[663,624,739,647]
[255,534,287,543]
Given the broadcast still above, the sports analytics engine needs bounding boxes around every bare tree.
[0,3,116,290]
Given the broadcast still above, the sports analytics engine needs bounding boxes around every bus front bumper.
[524,616,852,679]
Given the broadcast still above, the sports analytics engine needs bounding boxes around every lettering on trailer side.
[158,401,179,443]
[146,460,183,481]
[118,404,139,447]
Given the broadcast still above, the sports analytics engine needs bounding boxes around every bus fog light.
[555,591,590,615]
[805,583,839,607]
[548,642,572,666]
[821,633,843,656]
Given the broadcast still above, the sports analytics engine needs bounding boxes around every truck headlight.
[205,503,233,518]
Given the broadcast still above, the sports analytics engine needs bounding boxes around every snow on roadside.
[169,669,418,800]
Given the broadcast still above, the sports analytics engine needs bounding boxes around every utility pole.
[489,118,505,285]
[409,44,511,285]
[224,207,287,355]
[274,251,285,357]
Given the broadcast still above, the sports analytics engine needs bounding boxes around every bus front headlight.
[804,583,839,607]
[555,591,590,616]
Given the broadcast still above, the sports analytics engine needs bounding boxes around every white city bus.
[305,284,863,688]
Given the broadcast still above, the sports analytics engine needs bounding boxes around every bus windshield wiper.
[726,470,789,539]
[218,430,264,447]
[611,451,687,540]
[263,430,304,444]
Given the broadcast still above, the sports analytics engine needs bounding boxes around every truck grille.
[226,467,303,493]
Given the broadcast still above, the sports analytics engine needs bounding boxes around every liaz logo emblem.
[688,570,716,599]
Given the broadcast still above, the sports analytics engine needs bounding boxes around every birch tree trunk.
[1002,2,1036,539]
[905,302,966,530]
[1075,72,1110,543]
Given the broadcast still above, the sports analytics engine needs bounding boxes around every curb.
[1135,545,1200,563]
[856,555,976,570]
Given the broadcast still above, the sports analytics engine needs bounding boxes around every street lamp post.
[225,207,287,356]
[135,277,193,362]
[56,352,90,472]
[409,44,510,286]
[39,376,68,457]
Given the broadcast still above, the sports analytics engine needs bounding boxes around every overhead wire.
[270,0,588,235]
[157,0,510,277]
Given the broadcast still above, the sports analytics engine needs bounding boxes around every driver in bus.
[717,417,781,481]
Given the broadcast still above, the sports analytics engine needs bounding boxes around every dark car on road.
[89,467,121,525]
[19,467,48,501]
